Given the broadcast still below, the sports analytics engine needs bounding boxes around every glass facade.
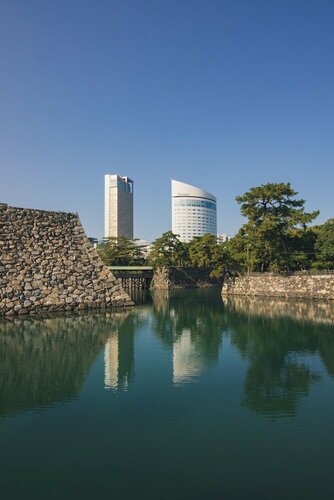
[173,199,216,210]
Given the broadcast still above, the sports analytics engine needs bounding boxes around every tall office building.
[171,179,217,242]
[104,174,134,238]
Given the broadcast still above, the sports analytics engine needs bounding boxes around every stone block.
[0,205,133,315]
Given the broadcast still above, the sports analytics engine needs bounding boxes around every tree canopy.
[232,182,319,272]
[315,218,334,268]
[148,231,188,267]
[97,237,146,266]
[148,232,229,276]
[187,234,229,277]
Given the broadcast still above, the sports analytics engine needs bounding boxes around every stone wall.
[151,266,224,289]
[222,274,334,300]
[0,204,133,316]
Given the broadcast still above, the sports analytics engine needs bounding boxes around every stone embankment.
[151,266,224,289]
[0,204,133,316]
[222,274,334,300]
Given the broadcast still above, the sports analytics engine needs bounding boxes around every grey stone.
[221,275,334,300]
[0,205,133,316]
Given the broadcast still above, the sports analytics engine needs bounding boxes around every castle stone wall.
[0,204,133,316]
[151,267,224,289]
[222,274,334,300]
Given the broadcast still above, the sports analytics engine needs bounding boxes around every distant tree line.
[97,182,334,275]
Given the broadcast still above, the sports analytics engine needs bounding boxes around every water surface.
[1,289,334,499]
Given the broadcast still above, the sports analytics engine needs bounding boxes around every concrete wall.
[0,204,133,316]
[222,274,334,300]
[151,267,224,289]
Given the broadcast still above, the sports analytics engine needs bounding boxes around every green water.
[1,289,334,500]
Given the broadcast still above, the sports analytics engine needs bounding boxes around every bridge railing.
[108,266,154,291]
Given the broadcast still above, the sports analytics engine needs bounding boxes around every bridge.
[108,266,154,290]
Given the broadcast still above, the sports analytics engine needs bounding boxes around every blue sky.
[1,0,333,240]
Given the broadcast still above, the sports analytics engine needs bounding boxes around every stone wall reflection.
[222,295,334,325]
[3,291,333,420]
[223,296,334,418]
[0,311,132,417]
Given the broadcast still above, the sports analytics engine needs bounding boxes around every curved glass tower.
[172,179,217,242]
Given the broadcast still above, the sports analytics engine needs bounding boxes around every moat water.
[1,289,334,499]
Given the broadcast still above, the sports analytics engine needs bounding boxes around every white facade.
[104,174,134,238]
[173,328,205,386]
[217,233,230,244]
[171,179,217,242]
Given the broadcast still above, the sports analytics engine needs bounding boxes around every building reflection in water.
[104,336,121,390]
[173,327,206,385]
[104,330,134,391]
[152,289,225,386]
[104,290,224,389]
[1,291,334,420]
[104,309,149,391]
[0,311,131,417]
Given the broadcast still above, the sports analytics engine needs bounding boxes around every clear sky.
[1,0,333,241]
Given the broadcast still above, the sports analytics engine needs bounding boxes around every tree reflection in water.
[0,311,132,417]
[151,289,226,384]
[223,296,334,418]
[1,292,334,420]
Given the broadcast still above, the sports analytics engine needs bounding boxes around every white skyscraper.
[104,175,134,238]
[171,179,217,242]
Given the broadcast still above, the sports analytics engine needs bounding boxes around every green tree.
[97,237,147,266]
[232,182,319,272]
[188,234,229,277]
[148,231,188,268]
[314,218,334,268]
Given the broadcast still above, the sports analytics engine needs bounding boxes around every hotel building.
[104,174,134,238]
[171,179,217,242]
